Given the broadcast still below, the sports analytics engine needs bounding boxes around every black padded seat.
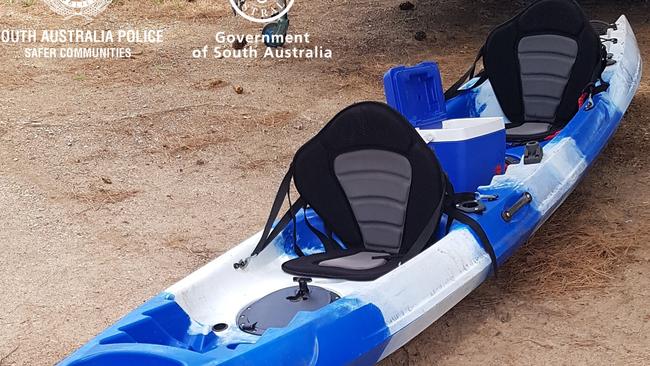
[446,0,607,142]
[488,0,606,141]
[279,102,447,281]
[242,102,500,280]
[237,102,443,281]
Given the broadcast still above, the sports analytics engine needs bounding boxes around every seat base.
[282,249,400,281]
[506,122,556,142]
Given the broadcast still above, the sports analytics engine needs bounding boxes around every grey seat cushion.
[518,35,578,123]
[318,251,389,270]
[334,149,412,254]
[507,34,578,140]
[282,248,401,281]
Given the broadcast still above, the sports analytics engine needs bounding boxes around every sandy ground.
[0,0,649,365]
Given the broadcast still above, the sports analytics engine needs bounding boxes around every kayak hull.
[60,15,641,366]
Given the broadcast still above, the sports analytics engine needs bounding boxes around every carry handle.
[501,192,532,222]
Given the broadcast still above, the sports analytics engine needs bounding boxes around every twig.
[0,346,19,365]
[514,338,554,349]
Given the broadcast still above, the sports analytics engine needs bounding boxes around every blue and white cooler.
[417,118,505,192]
[384,61,506,193]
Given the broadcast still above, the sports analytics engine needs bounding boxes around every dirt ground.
[0,0,648,365]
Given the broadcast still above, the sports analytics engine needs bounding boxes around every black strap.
[587,78,609,97]
[251,165,305,256]
[589,20,616,36]
[303,206,341,253]
[580,78,609,104]
[443,180,498,276]
[446,207,498,276]
[583,44,610,97]
[248,165,343,259]
[401,199,443,263]
[262,196,306,256]
[444,45,488,100]
[287,188,305,257]
[592,81,609,95]
[401,173,448,263]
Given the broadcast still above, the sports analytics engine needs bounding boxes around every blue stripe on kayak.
[218,298,390,366]
[59,293,391,366]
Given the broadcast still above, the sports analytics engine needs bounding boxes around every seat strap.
[444,45,488,100]
[400,199,443,263]
[287,188,305,257]
[445,207,498,276]
[400,173,448,263]
[250,165,306,257]
[589,45,610,94]
[589,19,617,36]
[261,197,306,255]
[443,181,498,276]
[303,206,342,253]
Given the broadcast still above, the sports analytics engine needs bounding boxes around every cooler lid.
[418,117,505,143]
[383,61,447,129]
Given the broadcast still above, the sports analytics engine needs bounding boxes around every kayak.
[60,12,641,366]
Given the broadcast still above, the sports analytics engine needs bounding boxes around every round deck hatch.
[237,280,339,336]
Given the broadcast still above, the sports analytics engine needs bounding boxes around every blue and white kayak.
[60,15,641,366]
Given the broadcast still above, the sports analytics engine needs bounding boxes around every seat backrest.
[292,102,446,255]
[483,0,604,129]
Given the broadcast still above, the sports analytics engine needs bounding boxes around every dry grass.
[499,204,638,297]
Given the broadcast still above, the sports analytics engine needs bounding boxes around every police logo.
[43,0,113,20]
[230,0,294,23]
